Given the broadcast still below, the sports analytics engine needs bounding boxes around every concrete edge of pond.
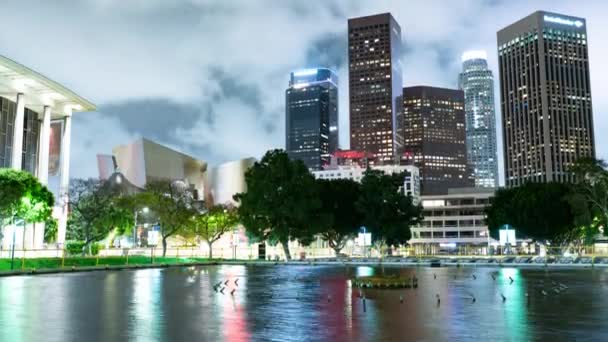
[1,260,607,278]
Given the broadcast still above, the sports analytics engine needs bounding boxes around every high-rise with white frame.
[459,51,499,188]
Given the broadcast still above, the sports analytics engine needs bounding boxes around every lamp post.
[133,207,149,247]
[10,211,16,270]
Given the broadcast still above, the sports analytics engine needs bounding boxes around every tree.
[316,179,363,256]
[130,180,197,256]
[44,218,58,243]
[67,179,133,255]
[485,182,576,243]
[191,204,239,258]
[234,149,320,260]
[570,157,608,236]
[356,169,422,252]
[0,168,54,240]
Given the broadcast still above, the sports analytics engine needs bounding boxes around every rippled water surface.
[1,265,607,341]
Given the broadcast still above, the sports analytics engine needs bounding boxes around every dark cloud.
[100,99,200,144]
[305,33,348,71]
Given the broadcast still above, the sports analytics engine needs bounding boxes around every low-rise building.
[312,164,420,204]
[409,187,495,254]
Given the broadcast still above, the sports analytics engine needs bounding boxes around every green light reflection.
[499,268,529,340]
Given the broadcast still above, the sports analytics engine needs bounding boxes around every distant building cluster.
[0,9,597,254]
[285,10,596,251]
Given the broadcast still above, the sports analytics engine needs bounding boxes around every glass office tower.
[498,11,595,186]
[459,51,499,188]
[285,68,338,170]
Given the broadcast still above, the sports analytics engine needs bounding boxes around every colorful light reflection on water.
[0,265,607,341]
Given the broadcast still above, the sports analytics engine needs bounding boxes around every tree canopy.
[128,180,198,256]
[234,149,320,260]
[485,182,576,243]
[569,157,608,236]
[190,203,239,258]
[0,168,54,226]
[67,178,133,254]
[356,169,422,248]
[316,178,363,255]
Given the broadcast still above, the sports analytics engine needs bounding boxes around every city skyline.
[1,1,607,185]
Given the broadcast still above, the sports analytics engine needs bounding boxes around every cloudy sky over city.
[1,0,606,183]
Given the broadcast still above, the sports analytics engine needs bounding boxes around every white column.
[37,106,51,185]
[11,93,25,169]
[57,107,72,245]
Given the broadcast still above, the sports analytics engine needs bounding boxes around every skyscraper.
[498,11,595,186]
[285,68,338,170]
[401,86,471,195]
[459,51,499,188]
[348,13,403,163]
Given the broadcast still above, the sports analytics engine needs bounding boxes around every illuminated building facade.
[348,13,403,163]
[328,149,376,168]
[459,51,499,188]
[104,138,207,199]
[0,54,95,249]
[285,68,338,170]
[498,11,595,186]
[204,157,256,206]
[401,86,471,195]
[313,164,420,204]
[409,188,494,252]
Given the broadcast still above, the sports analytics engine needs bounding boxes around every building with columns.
[0,54,95,249]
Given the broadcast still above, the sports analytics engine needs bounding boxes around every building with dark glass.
[401,86,472,195]
[348,13,403,163]
[285,68,338,170]
[459,51,499,188]
[498,11,595,186]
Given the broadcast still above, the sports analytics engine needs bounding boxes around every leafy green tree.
[356,169,422,252]
[44,218,58,243]
[570,157,608,236]
[67,179,133,255]
[129,180,197,256]
[486,182,575,243]
[190,204,239,258]
[316,179,363,256]
[234,149,320,260]
[0,168,54,238]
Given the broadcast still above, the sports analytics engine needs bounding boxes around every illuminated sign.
[292,83,309,89]
[544,15,583,28]
[293,69,318,77]
[499,227,516,246]
[357,233,372,247]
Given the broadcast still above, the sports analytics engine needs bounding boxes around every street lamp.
[133,207,149,247]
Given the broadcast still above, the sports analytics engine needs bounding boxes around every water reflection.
[130,269,163,341]
[0,266,607,341]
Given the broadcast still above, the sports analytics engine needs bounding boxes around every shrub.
[91,243,102,256]
[65,241,86,255]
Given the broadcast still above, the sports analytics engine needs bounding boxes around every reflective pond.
[1,265,607,341]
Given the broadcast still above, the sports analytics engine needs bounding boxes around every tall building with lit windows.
[401,86,472,195]
[348,13,403,163]
[498,11,595,187]
[459,51,499,188]
[285,68,338,170]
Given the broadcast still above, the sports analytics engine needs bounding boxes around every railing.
[1,244,607,272]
